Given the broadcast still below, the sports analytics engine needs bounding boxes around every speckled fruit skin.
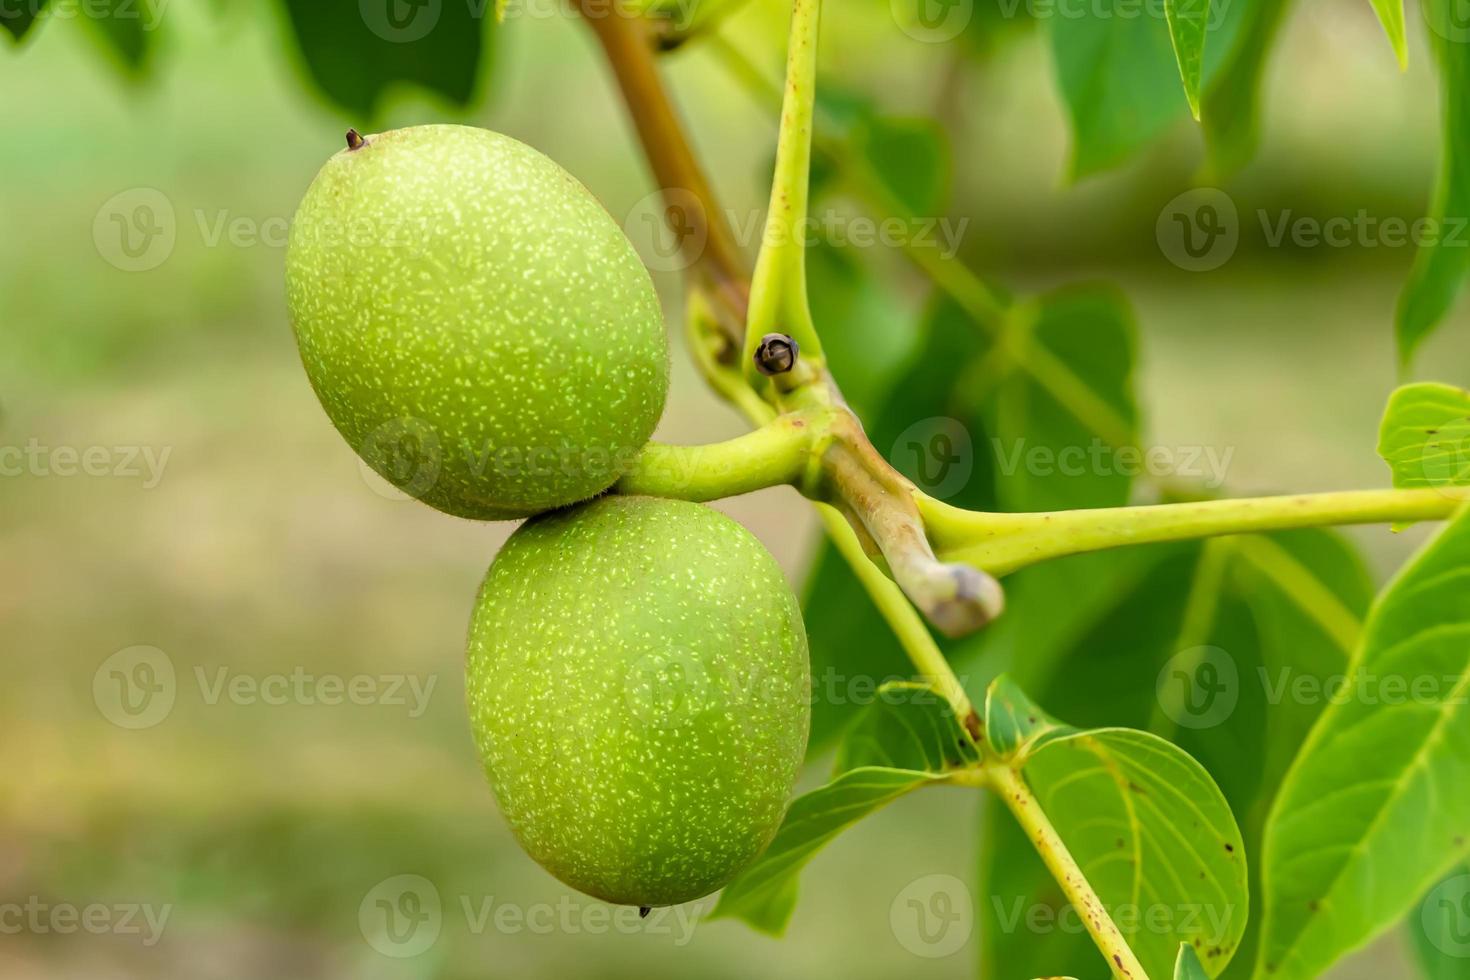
[286,124,669,520]
[467,496,811,907]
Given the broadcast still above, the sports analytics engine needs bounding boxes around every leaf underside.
[276,0,490,119]
[1255,505,1470,979]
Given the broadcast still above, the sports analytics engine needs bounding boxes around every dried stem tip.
[638,906,651,918]
[345,128,366,151]
[754,333,799,375]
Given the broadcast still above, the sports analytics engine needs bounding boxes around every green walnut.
[286,124,669,520]
[467,495,811,907]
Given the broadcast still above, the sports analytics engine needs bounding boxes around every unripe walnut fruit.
[286,124,669,520]
[467,496,811,907]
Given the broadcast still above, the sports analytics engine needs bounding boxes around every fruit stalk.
[615,412,819,500]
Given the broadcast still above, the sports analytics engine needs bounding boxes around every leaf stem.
[703,35,1139,451]
[987,764,1149,980]
[743,0,824,373]
[704,32,1010,333]
[922,487,1470,576]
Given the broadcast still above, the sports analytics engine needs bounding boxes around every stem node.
[754,333,800,375]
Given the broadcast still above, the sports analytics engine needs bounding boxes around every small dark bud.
[346,129,366,151]
[754,333,799,376]
[639,906,651,918]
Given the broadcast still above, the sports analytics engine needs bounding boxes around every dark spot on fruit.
[639,906,651,918]
[1225,843,1235,853]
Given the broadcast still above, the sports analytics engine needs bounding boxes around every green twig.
[922,487,1470,576]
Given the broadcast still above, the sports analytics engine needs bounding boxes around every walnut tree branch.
[578,0,1005,642]
[573,0,749,351]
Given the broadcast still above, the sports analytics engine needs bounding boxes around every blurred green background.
[1,0,1467,977]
